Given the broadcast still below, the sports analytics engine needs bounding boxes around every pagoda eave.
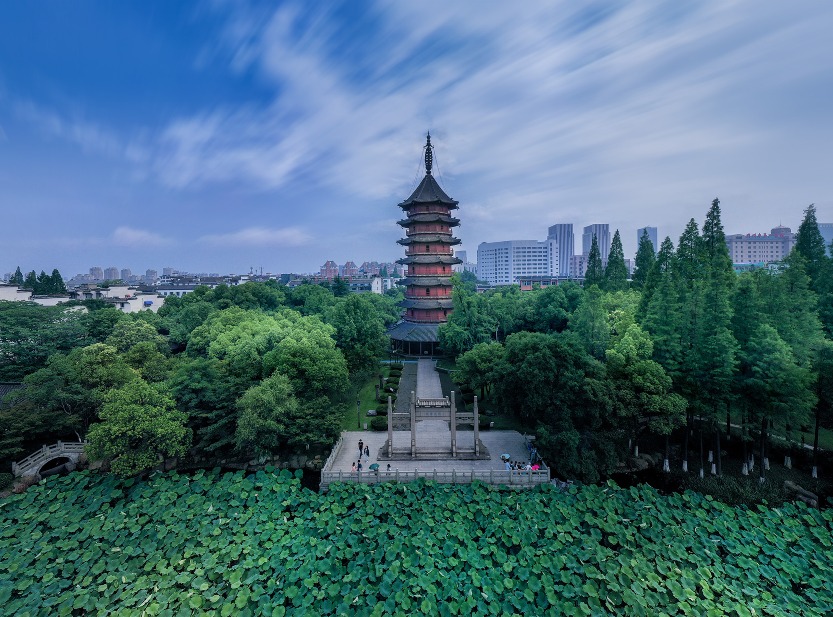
[399,277,453,287]
[397,235,462,246]
[397,215,460,226]
[400,298,454,309]
[397,255,462,266]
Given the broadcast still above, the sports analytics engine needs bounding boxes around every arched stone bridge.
[12,441,87,478]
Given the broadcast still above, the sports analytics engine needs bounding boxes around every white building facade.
[725,226,795,264]
[477,239,559,286]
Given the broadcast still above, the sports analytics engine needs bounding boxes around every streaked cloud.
[199,226,312,247]
[112,227,172,247]
[1,1,832,274]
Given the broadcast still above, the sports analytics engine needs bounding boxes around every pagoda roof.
[397,255,462,265]
[399,298,454,310]
[388,321,440,343]
[398,174,458,209]
[399,277,453,287]
[397,235,461,246]
[397,214,460,226]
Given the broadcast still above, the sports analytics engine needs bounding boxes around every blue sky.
[1,1,832,277]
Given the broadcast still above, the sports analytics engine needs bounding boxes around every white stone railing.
[12,441,87,476]
[320,467,550,492]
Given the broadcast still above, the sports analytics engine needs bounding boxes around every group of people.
[502,458,540,471]
[351,439,374,473]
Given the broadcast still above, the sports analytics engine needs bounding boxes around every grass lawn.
[435,358,457,372]
[340,365,393,431]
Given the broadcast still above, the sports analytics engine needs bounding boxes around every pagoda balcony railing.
[405,292,452,299]
[404,249,455,256]
[403,316,450,324]
[404,207,456,216]
[405,228,451,236]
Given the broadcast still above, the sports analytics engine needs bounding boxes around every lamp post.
[357,398,361,430]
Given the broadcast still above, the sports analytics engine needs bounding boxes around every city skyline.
[2,2,832,275]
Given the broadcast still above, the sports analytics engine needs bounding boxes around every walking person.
[351,462,356,472]
[358,439,364,456]
[364,445,370,458]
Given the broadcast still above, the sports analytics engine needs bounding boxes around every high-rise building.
[582,224,611,261]
[477,239,558,286]
[570,254,588,278]
[145,269,158,283]
[547,224,574,277]
[104,267,120,280]
[120,268,132,281]
[819,223,833,256]
[389,134,461,356]
[89,267,104,280]
[636,227,658,254]
[163,267,175,277]
[725,226,795,264]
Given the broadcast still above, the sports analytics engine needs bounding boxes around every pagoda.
[389,133,461,356]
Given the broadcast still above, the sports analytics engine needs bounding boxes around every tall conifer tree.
[795,203,827,287]
[11,267,24,285]
[632,229,656,290]
[584,235,604,287]
[695,198,737,476]
[603,229,628,291]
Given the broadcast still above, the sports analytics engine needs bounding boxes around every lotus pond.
[1,469,832,616]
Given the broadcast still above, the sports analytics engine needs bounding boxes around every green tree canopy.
[87,380,191,476]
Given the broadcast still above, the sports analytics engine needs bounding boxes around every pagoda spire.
[424,132,433,175]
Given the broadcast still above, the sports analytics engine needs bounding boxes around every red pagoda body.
[389,134,461,356]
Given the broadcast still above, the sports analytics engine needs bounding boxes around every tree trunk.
[813,403,820,478]
[741,407,747,473]
[759,415,767,484]
[699,423,704,478]
[682,412,690,472]
[715,426,722,477]
[726,407,731,441]
[663,434,670,472]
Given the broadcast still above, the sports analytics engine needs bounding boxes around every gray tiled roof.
[0,382,23,408]
[387,321,441,343]
[398,175,458,208]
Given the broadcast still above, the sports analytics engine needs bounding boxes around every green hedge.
[370,417,388,431]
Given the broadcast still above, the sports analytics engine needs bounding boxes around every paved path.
[331,429,534,472]
[416,359,443,399]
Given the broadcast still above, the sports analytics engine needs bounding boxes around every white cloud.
[112,227,172,247]
[199,226,312,247]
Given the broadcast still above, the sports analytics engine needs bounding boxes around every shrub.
[375,404,389,415]
[370,417,388,431]
[378,395,396,404]
[0,472,13,491]
[387,370,402,378]
[390,363,404,370]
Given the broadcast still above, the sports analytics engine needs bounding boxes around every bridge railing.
[12,441,87,476]
[320,467,550,492]
[416,398,449,408]
[320,435,344,473]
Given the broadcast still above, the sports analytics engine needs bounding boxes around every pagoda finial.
[424,131,433,175]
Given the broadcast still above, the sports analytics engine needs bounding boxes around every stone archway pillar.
[387,396,393,458]
[473,395,480,456]
[410,390,417,458]
[450,391,457,457]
